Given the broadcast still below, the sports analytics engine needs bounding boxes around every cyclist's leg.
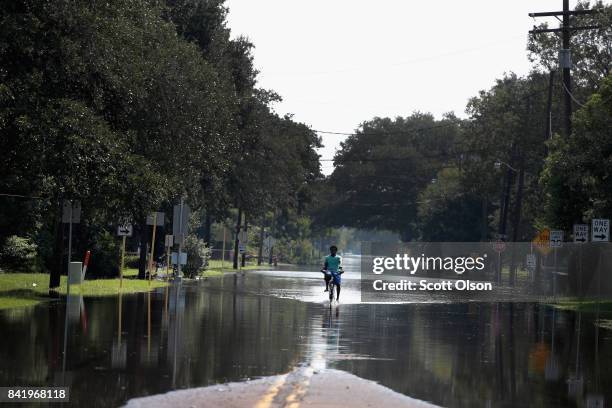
[336,284,341,301]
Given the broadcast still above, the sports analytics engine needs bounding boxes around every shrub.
[0,235,39,272]
[183,235,211,278]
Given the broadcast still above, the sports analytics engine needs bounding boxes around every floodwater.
[1,256,611,408]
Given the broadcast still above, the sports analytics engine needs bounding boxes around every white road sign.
[117,223,133,237]
[146,212,165,226]
[172,203,190,237]
[550,230,564,248]
[62,200,81,223]
[526,253,536,271]
[171,252,187,265]
[591,219,609,242]
[573,224,588,243]
[165,234,173,247]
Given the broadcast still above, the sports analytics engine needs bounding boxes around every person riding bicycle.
[321,245,343,301]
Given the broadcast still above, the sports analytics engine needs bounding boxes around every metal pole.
[67,202,73,295]
[221,226,226,273]
[545,70,555,142]
[148,212,158,284]
[177,199,183,278]
[120,235,126,288]
[562,0,572,137]
[166,239,170,281]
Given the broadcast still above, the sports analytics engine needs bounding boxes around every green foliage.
[318,113,461,240]
[0,0,321,277]
[539,73,612,227]
[183,235,211,278]
[0,236,38,272]
[417,168,483,241]
[528,1,611,92]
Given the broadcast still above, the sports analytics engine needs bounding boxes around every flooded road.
[1,258,611,407]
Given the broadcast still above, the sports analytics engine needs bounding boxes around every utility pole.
[529,2,600,137]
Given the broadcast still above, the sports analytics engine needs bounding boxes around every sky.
[225,0,583,175]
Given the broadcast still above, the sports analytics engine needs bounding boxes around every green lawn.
[549,298,612,313]
[203,259,265,277]
[0,261,268,310]
[0,271,168,310]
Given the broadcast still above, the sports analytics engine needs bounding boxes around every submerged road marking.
[254,373,288,408]
[284,367,314,408]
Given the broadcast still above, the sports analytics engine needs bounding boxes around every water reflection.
[0,271,610,408]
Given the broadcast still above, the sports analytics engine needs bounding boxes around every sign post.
[146,212,165,283]
[492,240,505,285]
[573,224,588,295]
[164,234,173,280]
[62,200,81,295]
[173,201,190,278]
[550,230,564,299]
[117,223,133,288]
[221,226,226,273]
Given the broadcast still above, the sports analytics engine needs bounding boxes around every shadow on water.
[0,270,611,408]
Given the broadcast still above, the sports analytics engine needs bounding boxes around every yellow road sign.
[533,228,551,255]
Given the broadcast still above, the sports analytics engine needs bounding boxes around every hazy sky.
[225,0,581,175]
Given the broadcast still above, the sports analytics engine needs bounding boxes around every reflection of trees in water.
[331,303,612,408]
[0,278,312,407]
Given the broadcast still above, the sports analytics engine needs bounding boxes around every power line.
[0,193,43,200]
[266,35,525,77]
[313,121,461,137]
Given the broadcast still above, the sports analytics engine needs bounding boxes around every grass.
[0,260,267,310]
[203,259,266,277]
[0,271,168,310]
[549,298,612,313]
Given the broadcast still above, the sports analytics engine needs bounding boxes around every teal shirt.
[325,255,342,272]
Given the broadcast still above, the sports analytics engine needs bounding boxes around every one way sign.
[591,219,609,242]
[573,224,588,243]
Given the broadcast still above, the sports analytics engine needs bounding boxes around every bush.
[87,230,119,278]
[0,235,39,272]
[183,235,211,278]
[125,254,140,269]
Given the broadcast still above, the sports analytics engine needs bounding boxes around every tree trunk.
[257,223,265,265]
[232,208,242,269]
[49,201,64,290]
[241,217,248,267]
[509,153,526,286]
[204,213,212,245]
[137,218,147,279]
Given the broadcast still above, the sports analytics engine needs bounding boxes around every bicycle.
[323,267,343,304]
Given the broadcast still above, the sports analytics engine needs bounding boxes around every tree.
[539,73,612,227]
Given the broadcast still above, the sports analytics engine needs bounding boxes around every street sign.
[591,219,609,242]
[550,230,564,248]
[533,228,551,255]
[146,212,165,226]
[239,243,246,253]
[526,253,536,271]
[238,230,248,243]
[573,224,588,243]
[171,252,187,265]
[164,234,173,247]
[492,240,506,253]
[117,223,133,237]
[62,200,81,223]
[172,203,191,237]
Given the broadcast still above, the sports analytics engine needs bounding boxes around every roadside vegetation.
[0,271,168,310]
